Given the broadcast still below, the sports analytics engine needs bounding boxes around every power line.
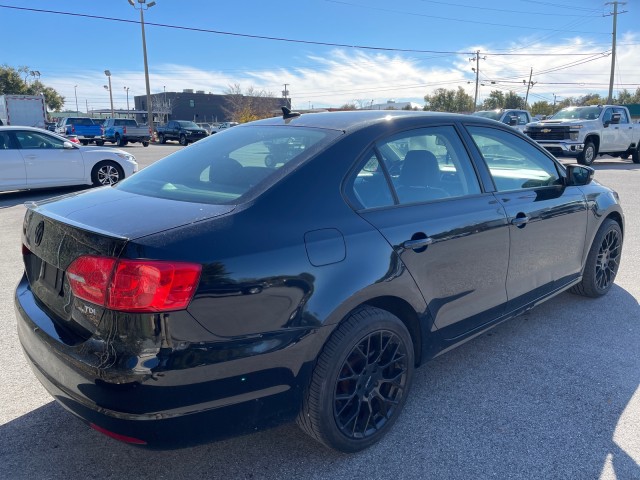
[416,0,600,16]
[0,4,610,56]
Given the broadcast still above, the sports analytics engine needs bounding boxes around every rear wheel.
[80,140,89,146]
[577,141,596,166]
[159,134,166,144]
[116,134,126,147]
[95,140,105,146]
[632,145,640,164]
[142,141,150,147]
[570,218,622,297]
[297,307,414,452]
[91,161,124,187]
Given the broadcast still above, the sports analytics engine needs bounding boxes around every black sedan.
[15,110,624,452]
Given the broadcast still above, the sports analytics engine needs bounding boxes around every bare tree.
[223,84,279,123]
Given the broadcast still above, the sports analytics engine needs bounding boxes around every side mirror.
[565,164,594,186]
[611,113,621,125]
[63,141,75,149]
[508,116,518,126]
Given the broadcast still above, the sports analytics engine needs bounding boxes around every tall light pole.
[74,85,79,113]
[104,70,114,117]
[124,86,130,115]
[128,0,156,128]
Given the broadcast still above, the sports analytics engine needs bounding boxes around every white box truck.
[0,94,47,129]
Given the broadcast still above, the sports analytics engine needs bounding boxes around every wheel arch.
[585,134,600,152]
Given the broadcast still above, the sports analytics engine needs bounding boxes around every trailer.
[0,94,47,129]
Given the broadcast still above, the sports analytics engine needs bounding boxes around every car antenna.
[282,106,301,119]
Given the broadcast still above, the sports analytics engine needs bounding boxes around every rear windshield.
[116,125,341,204]
[69,118,96,126]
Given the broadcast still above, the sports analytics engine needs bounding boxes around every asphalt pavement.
[0,146,638,480]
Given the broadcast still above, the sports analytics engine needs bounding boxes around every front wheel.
[577,141,596,166]
[570,218,622,297]
[91,161,124,187]
[297,307,414,453]
[179,135,188,146]
[142,141,150,147]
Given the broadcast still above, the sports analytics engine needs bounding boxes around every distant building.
[133,90,288,124]
[369,100,423,111]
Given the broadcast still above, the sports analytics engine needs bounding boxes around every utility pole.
[523,68,536,109]
[469,51,485,111]
[282,84,290,109]
[605,1,627,104]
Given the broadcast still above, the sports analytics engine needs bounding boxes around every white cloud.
[51,34,639,113]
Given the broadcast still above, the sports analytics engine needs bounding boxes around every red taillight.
[71,125,75,133]
[123,126,127,134]
[67,256,201,313]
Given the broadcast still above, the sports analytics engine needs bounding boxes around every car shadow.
[0,186,90,209]
[1,286,639,479]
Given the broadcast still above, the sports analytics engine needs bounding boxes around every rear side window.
[117,125,341,204]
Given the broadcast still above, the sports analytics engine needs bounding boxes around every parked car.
[55,117,104,146]
[0,126,137,192]
[45,121,57,132]
[212,121,239,133]
[156,120,208,145]
[472,109,533,132]
[16,111,623,453]
[102,118,151,147]
[524,105,640,165]
[196,122,214,134]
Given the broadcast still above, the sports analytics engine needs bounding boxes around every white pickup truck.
[524,105,640,165]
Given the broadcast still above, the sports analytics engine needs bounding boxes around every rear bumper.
[15,276,321,448]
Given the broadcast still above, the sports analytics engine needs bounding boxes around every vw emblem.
[34,221,45,247]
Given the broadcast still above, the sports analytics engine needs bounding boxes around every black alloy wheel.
[297,307,414,452]
[571,218,622,297]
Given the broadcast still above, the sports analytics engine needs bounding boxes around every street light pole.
[124,86,130,115]
[104,70,114,117]
[128,0,156,129]
[74,85,79,114]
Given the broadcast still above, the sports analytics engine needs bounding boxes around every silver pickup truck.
[524,105,640,165]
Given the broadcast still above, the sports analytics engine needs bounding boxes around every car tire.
[632,145,640,164]
[297,306,414,453]
[116,134,126,147]
[570,218,622,298]
[577,141,596,166]
[80,140,89,146]
[159,134,166,144]
[142,141,150,147]
[95,140,105,146]
[620,152,630,160]
[179,135,188,146]
[91,160,124,187]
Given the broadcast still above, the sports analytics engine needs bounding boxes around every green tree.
[339,103,357,110]
[531,101,553,116]
[615,88,640,104]
[223,84,278,122]
[482,90,505,110]
[0,65,65,111]
[424,87,472,113]
[578,93,603,106]
[504,91,523,109]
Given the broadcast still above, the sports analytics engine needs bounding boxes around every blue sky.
[1,0,637,112]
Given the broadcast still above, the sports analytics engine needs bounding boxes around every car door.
[14,129,84,187]
[600,107,623,152]
[0,130,27,191]
[465,125,588,311]
[614,107,634,150]
[351,125,511,339]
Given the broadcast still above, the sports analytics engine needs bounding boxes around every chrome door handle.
[511,216,530,227]
[402,237,434,250]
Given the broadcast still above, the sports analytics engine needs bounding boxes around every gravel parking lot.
[0,146,638,480]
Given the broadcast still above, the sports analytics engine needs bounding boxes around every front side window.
[467,126,561,192]
[0,131,16,150]
[14,130,65,150]
[117,125,341,204]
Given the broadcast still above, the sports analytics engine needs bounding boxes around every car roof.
[248,110,488,133]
